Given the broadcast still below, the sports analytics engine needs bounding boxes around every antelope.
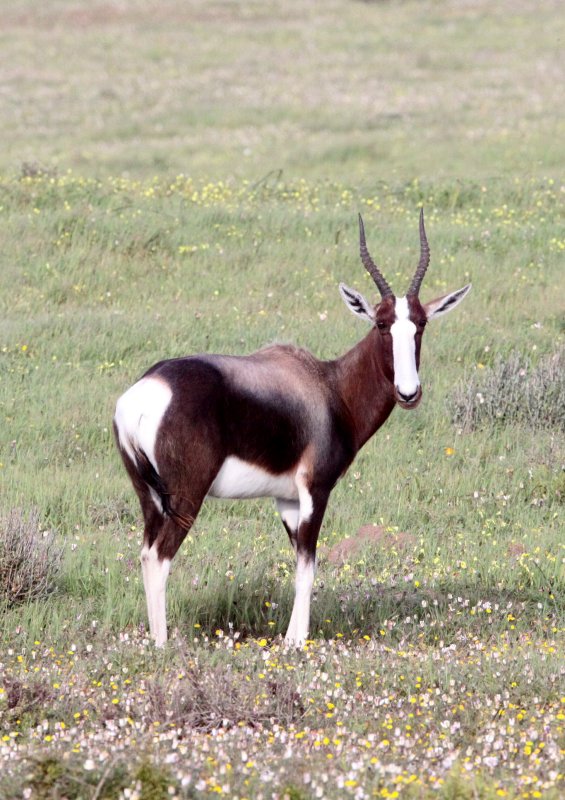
[114,211,470,646]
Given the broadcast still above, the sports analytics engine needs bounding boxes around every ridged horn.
[358,214,393,299]
[407,208,430,296]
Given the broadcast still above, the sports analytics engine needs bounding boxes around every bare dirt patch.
[325,524,416,565]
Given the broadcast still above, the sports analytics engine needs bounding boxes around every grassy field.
[0,1,563,798]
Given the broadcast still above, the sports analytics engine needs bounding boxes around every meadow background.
[0,0,563,798]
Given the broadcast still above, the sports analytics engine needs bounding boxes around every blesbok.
[114,211,470,646]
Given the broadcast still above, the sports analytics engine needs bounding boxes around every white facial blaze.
[390,296,420,399]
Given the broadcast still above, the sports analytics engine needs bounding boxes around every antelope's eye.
[417,319,427,329]
[376,321,387,331]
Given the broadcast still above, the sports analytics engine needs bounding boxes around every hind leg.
[116,402,224,645]
[140,493,205,647]
[139,502,166,641]
[119,462,171,643]
[141,542,170,644]
[141,518,182,647]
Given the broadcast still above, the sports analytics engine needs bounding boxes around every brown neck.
[331,328,396,451]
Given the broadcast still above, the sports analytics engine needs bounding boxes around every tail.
[113,416,194,531]
[133,447,195,531]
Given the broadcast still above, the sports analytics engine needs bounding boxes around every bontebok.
[114,211,471,646]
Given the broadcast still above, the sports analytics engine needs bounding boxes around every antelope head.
[339,210,471,409]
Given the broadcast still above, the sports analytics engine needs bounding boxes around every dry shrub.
[146,663,304,732]
[451,347,565,432]
[0,508,64,608]
[20,161,57,179]
[2,676,54,725]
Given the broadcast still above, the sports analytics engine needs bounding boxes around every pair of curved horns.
[358,208,430,298]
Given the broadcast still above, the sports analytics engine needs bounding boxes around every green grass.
[0,0,564,797]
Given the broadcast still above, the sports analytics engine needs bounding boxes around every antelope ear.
[424,284,471,320]
[339,283,375,324]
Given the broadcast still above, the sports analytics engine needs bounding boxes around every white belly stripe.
[208,456,298,501]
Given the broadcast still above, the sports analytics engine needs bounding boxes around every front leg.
[285,487,329,646]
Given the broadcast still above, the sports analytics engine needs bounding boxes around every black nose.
[398,390,418,403]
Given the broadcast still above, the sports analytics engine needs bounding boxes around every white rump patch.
[209,457,299,501]
[114,377,172,473]
[391,296,420,398]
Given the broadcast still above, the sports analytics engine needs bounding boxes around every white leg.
[140,545,155,636]
[140,544,171,647]
[283,475,326,647]
[285,551,316,646]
